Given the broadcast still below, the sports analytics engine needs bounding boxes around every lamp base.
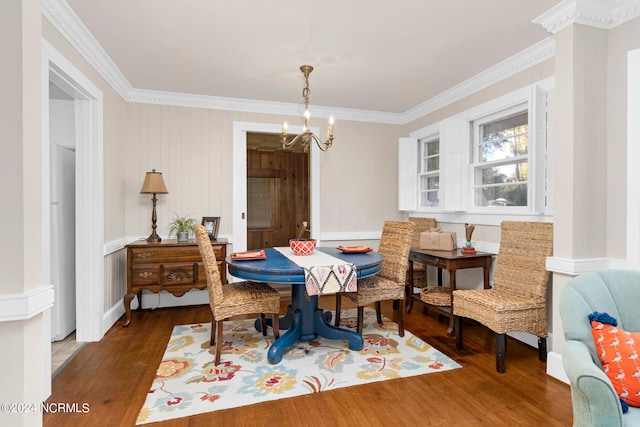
[146,233,162,243]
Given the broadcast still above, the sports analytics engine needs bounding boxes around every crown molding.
[533,0,640,34]
[44,0,637,126]
[41,0,557,125]
[41,1,403,124]
[42,0,132,98]
[402,38,556,124]
[41,0,561,126]
[127,89,405,125]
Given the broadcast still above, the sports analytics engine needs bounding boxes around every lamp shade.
[140,169,168,194]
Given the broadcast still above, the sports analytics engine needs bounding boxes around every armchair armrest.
[562,340,624,427]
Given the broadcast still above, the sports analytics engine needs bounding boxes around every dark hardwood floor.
[44,297,572,426]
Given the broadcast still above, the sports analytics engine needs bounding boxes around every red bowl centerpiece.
[289,238,316,256]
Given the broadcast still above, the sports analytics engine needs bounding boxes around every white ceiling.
[64,0,561,114]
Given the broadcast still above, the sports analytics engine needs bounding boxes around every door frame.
[42,39,104,347]
[232,122,320,254]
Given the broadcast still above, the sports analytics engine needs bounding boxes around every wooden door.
[246,133,309,250]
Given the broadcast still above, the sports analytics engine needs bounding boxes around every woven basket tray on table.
[420,286,451,306]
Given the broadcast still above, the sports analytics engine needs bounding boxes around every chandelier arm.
[282,132,304,149]
[310,134,321,150]
[310,133,333,152]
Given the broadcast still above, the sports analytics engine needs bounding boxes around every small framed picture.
[201,217,220,241]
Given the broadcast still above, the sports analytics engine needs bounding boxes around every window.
[472,106,529,208]
[247,177,273,228]
[418,136,440,208]
[398,79,552,218]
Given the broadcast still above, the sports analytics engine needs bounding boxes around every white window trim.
[413,123,440,212]
[465,81,553,215]
[470,102,530,212]
[440,117,469,212]
[418,134,441,209]
[399,77,554,226]
[398,136,418,211]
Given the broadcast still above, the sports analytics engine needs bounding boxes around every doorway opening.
[43,41,105,396]
[246,132,310,250]
[231,121,320,259]
[49,81,76,341]
[48,81,86,375]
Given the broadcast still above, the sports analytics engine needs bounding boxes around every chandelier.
[282,65,334,152]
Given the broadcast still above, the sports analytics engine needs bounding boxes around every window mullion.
[472,154,528,169]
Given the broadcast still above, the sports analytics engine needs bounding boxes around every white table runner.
[274,247,357,295]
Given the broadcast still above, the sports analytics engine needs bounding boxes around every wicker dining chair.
[193,224,281,365]
[406,217,436,312]
[453,221,553,373]
[335,221,415,336]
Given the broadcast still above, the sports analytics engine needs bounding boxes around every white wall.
[0,1,47,425]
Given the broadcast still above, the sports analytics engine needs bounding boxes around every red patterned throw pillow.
[590,312,640,413]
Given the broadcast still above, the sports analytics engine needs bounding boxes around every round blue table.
[226,247,383,364]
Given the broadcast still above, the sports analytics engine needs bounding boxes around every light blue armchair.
[560,269,640,426]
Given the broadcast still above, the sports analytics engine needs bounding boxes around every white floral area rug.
[136,308,462,424]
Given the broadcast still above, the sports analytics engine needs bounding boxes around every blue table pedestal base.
[255,304,331,334]
[255,304,293,331]
[256,285,364,364]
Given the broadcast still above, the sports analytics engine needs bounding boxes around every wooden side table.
[406,248,493,336]
[122,238,228,326]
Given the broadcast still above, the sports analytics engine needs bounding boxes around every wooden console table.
[122,238,227,326]
[406,248,493,336]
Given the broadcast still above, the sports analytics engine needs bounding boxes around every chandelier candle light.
[282,65,334,152]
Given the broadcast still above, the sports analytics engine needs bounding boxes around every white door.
[50,143,76,341]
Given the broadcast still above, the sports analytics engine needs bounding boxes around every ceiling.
[64,0,561,114]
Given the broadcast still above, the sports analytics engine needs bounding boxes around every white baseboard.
[103,301,125,335]
[101,290,209,337]
[506,329,554,350]
[546,351,569,384]
[508,331,540,348]
[508,332,570,385]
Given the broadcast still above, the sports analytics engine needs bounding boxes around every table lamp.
[140,169,169,242]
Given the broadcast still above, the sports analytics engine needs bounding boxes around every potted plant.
[168,213,197,242]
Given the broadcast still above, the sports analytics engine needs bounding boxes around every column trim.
[546,256,627,276]
[0,286,55,322]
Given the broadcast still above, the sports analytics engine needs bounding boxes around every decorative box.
[419,229,457,250]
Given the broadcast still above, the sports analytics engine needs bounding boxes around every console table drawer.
[130,266,161,285]
[129,245,223,264]
[162,263,197,284]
